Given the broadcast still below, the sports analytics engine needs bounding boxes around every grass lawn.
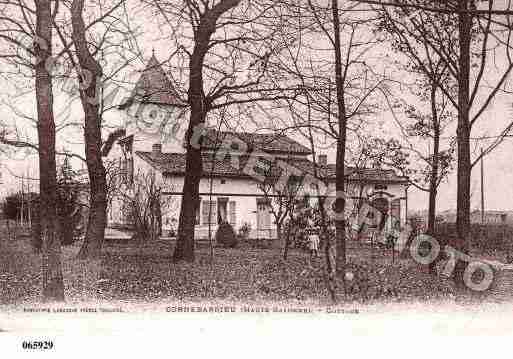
[0,224,466,307]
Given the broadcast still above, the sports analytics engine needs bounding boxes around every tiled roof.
[280,159,406,183]
[120,55,184,108]
[136,151,407,183]
[202,130,312,155]
[136,151,249,178]
[320,164,406,182]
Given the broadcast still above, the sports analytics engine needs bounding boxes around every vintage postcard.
[2,0,513,355]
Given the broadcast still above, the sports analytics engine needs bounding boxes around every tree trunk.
[275,222,285,260]
[35,0,64,302]
[428,84,441,274]
[7,220,11,241]
[173,124,203,262]
[173,0,242,262]
[71,0,108,260]
[454,0,472,289]
[332,0,347,280]
[79,180,107,258]
[427,157,439,234]
[319,197,337,302]
[283,237,290,261]
[282,220,292,261]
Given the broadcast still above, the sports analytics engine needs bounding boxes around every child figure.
[307,218,320,260]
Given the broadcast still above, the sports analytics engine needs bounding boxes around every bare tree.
[355,0,513,288]
[35,0,65,301]
[331,0,349,279]
[258,157,304,260]
[377,8,457,241]
[148,0,301,262]
[69,0,108,258]
[0,0,64,301]
[273,1,385,297]
[0,0,139,260]
[54,0,139,258]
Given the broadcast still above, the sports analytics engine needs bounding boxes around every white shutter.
[264,204,271,229]
[211,201,218,225]
[202,200,209,225]
[229,201,236,226]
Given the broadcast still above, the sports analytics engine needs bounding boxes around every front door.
[218,197,228,224]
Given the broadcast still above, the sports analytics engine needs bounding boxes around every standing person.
[307,218,320,261]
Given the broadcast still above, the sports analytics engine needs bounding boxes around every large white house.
[107,55,409,239]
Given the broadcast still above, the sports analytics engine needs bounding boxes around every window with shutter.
[229,201,236,226]
[201,200,217,225]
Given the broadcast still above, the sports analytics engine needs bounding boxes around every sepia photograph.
[1,0,513,355]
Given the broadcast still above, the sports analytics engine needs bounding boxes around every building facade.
[107,55,409,239]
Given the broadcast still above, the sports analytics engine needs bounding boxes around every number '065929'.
[22,341,54,350]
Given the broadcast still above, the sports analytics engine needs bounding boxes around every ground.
[0,220,477,307]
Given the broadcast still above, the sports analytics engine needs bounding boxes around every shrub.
[2,194,19,221]
[2,192,38,222]
[32,157,85,248]
[121,170,167,242]
[56,181,83,246]
[29,185,83,248]
[216,222,238,248]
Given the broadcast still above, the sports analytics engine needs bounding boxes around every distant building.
[433,210,508,225]
[470,210,508,224]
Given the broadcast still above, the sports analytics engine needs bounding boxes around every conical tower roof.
[121,54,184,108]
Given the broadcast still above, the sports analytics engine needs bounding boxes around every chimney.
[318,154,327,166]
[152,143,162,156]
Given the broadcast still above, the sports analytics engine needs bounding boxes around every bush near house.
[1,192,38,223]
[216,222,238,248]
